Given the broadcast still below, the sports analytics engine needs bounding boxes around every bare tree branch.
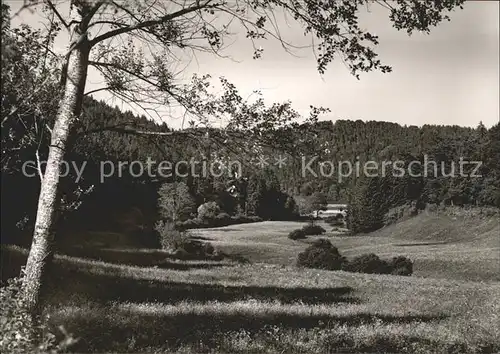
[83,86,111,96]
[44,0,69,29]
[89,0,218,47]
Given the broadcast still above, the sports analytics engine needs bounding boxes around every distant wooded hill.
[2,96,499,241]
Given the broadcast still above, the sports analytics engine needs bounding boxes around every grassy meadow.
[1,210,499,353]
[192,211,500,282]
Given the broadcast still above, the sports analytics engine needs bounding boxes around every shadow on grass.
[394,242,448,247]
[61,247,172,266]
[61,246,244,265]
[52,305,448,353]
[221,252,251,264]
[153,259,231,270]
[190,235,216,241]
[60,246,251,266]
[3,245,356,306]
[49,268,359,306]
[0,245,239,281]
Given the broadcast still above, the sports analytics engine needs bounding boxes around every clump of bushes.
[288,224,326,240]
[288,229,307,240]
[155,220,187,251]
[342,253,390,274]
[171,239,222,261]
[297,239,346,270]
[296,239,413,276]
[389,255,413,276]
[301,224,326,236]
[342,253,413,275]
[155,220,220,260]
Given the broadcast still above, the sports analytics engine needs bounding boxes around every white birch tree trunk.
[21,14,90,313]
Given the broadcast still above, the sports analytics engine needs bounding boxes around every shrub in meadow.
[179,239,209,257]
[389,256,413,276]
[301,224,326,236]
[297,239,346,270]
[343,253,390,274]
[342,254,413,276]
[155,220,220,260]
[155,220,189,251]
[296,242,413,276]
[288,229,307,240]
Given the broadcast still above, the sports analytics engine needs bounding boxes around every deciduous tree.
[158,181,196,222]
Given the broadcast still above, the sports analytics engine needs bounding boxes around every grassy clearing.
[2,211,499,353]
[192,213,499,282]
[2,243,500,353]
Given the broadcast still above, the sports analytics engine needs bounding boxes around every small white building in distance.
[316,204,348,218]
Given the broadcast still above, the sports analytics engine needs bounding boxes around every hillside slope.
[191,209,499,282]
[355,208,500,281]
[372,207,499,246]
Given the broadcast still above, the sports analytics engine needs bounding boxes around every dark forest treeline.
[2,93,499,242]
[1,7,499,242]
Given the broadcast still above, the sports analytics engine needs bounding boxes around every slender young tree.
[13,0,465,313]
[158,181,196,222]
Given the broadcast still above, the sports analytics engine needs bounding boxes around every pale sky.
[7,0,500,129]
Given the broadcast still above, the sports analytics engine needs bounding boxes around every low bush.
[174,239,216,260]
[155,220,189,251]
[197,202,221,220]
[341,253,413,276]
[297,239,346,270]
[389,256,413,276]
[301,224,326,236]
[342,253,390,274]
[155,220,221,260]
[296,241,413,276]
[288,229,307,240]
